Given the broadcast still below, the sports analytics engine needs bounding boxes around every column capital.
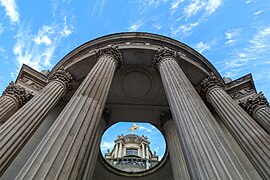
[49,66,75,92]
[160,110,173,128]
[96,46,123,68]
[2,82,33,108]
[239,92,269,116]
[153,48,178,69]
[200,72,224,98]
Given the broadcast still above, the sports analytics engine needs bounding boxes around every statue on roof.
[129,123,138,134]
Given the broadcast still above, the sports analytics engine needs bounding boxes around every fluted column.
[0,67,74,176]
[114,143,119,158]
[154,48,250,179]
[145,145,149,159]
[239,92,270,134]
[16,46,122,180]
[0,82,33,124]
[161,110,190,180]
[118,142,122,157]
[142,143,145,159]
[201,73,270,179]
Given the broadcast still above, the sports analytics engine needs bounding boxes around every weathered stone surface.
[239,92,270,134]
[154,50,250,179]
[201,73,270,179]
[16,47,121,180]
[0,82,33,124]
[0,68,74,176]
[161,110,190,180]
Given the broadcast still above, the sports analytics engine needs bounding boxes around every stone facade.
[104,134,158,172]
[0,32,269,180]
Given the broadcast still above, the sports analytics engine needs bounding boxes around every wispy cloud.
[12,16,74,75]
[170,0,184,11]
[183,0,205,18]
[225,29,241,45]
[194,41,210,54]
[254,10,264,15]
[100,141,115,151]
[128,21,143,32]
[138,125,153,133]
[219,26,270,79]
[0,0,19,23]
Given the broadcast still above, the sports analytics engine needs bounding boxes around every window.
[126,149,138,156]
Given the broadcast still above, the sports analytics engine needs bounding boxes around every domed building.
[0,32,269,179]
[104,133,159,172]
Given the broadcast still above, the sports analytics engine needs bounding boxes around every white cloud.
[138,125,153,133]
[12,17,74,73]
[194,41,211,54]
[205,0,222,15]
[225,29,240,45]
[100,141,115,151]
[170,0,184,10]
[0,0,19,23]
[183,0,205,18]
[128,21,143,32]
[254,10,264,15]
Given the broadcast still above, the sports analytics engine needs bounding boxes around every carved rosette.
[96,46,123,68]
[200,72,225,98]
[239,92,269,116]
[160,110,173,128]
[49,67,75,92]
[153,48,178,70]
[2,82,33,107]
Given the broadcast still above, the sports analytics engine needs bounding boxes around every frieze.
[230,87,254,100]
[49,66,75,91]
[96,46,123,68]
[239,92,269,115]
[153,48,177,69]
[19,77,43,91]
[2,82,33,107]
[200,72,225,96]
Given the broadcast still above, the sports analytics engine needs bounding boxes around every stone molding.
[96,46,123,68]
[200,72,225,98]
[153,48,178,70]
[2,82,33,108]
[239,92,269,116]
[49,66,75,92]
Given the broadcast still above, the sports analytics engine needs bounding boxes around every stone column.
[239,92,270,134]
[0,82,33,124]
[145,145,149,159]
[200,73,270,179]
[118,142,122,157]
[154,48,250,179]
[16,46,122,180]
[114,143,119,158]
[0,67,74,176]
[160,110,190,180]
[142,143,145,159]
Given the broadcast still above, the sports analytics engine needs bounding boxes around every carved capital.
[50,67,75,91]
[200,72,224,97]
[153,48,177,69]
[160,110,173,128]
[2,82,33,107]
[239,92,269,116]
[96,46,123,68]
[102,109,111,127]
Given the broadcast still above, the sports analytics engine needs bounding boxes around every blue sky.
[100,122,166,159]
[0,0,270,162]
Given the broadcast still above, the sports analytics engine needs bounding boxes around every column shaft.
[155,49,250,179]
[0,78,70,176]
[163,118,190,180]
[146,145,149,159]
[0,82,33,124]
[255,107,270,133]
[118,142,122,157]
[115,143,119,158]
[142,143,145,159]
[205,86,270,179]
[16,48,121,180]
